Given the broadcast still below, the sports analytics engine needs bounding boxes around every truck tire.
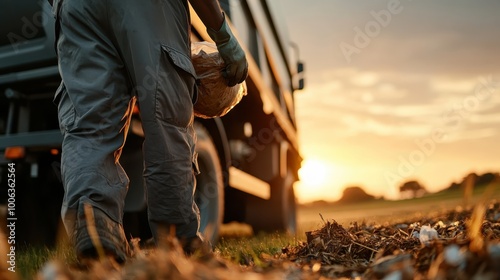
[11,154,64,247]
[246,170,297,234]
[194,122,224,244]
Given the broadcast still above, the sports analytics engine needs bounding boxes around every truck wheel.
[246,170,297,234]
[194,123,224,244]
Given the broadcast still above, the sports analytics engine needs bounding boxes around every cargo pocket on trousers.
[158,45,198,127]
[54,82,75,134]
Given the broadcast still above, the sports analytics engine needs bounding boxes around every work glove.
[207,15,248,86]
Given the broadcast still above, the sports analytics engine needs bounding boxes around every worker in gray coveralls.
[51,0,247,262]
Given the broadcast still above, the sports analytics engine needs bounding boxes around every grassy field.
[14,181,500,279]
[297,182,500,234]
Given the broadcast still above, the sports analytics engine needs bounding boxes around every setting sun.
[299,159,328,188]
[295,158,344,203]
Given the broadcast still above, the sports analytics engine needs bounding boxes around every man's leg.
[55,0,133,261]
[106,0,202,243]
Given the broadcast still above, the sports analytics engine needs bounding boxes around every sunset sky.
[274,0,500,203]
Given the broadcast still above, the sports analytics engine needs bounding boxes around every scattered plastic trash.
[418,225,439,245]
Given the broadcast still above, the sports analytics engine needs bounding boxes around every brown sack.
[191,41,246,119]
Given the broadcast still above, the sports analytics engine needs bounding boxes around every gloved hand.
[207,15,248,86]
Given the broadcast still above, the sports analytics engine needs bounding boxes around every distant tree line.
[445,172,500,191]
[337,186,376,204]
[303,171,499,206]
[397,172,500,199]
[399,180,427,199]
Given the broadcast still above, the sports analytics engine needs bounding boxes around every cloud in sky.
[281,0,500,78]
[297,71,500,140]
[278,0,500,201]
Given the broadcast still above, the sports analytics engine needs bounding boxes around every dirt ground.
[27,197,500,280]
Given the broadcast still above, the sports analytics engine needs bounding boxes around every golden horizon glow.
[298,158,328,188]
[295,158,346,203]
[282,0,500,203]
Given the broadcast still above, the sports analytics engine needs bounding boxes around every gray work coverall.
[53,0,200,242]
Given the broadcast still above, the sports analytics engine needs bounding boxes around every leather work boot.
[73,206,131,264]
[180,235,213,256]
